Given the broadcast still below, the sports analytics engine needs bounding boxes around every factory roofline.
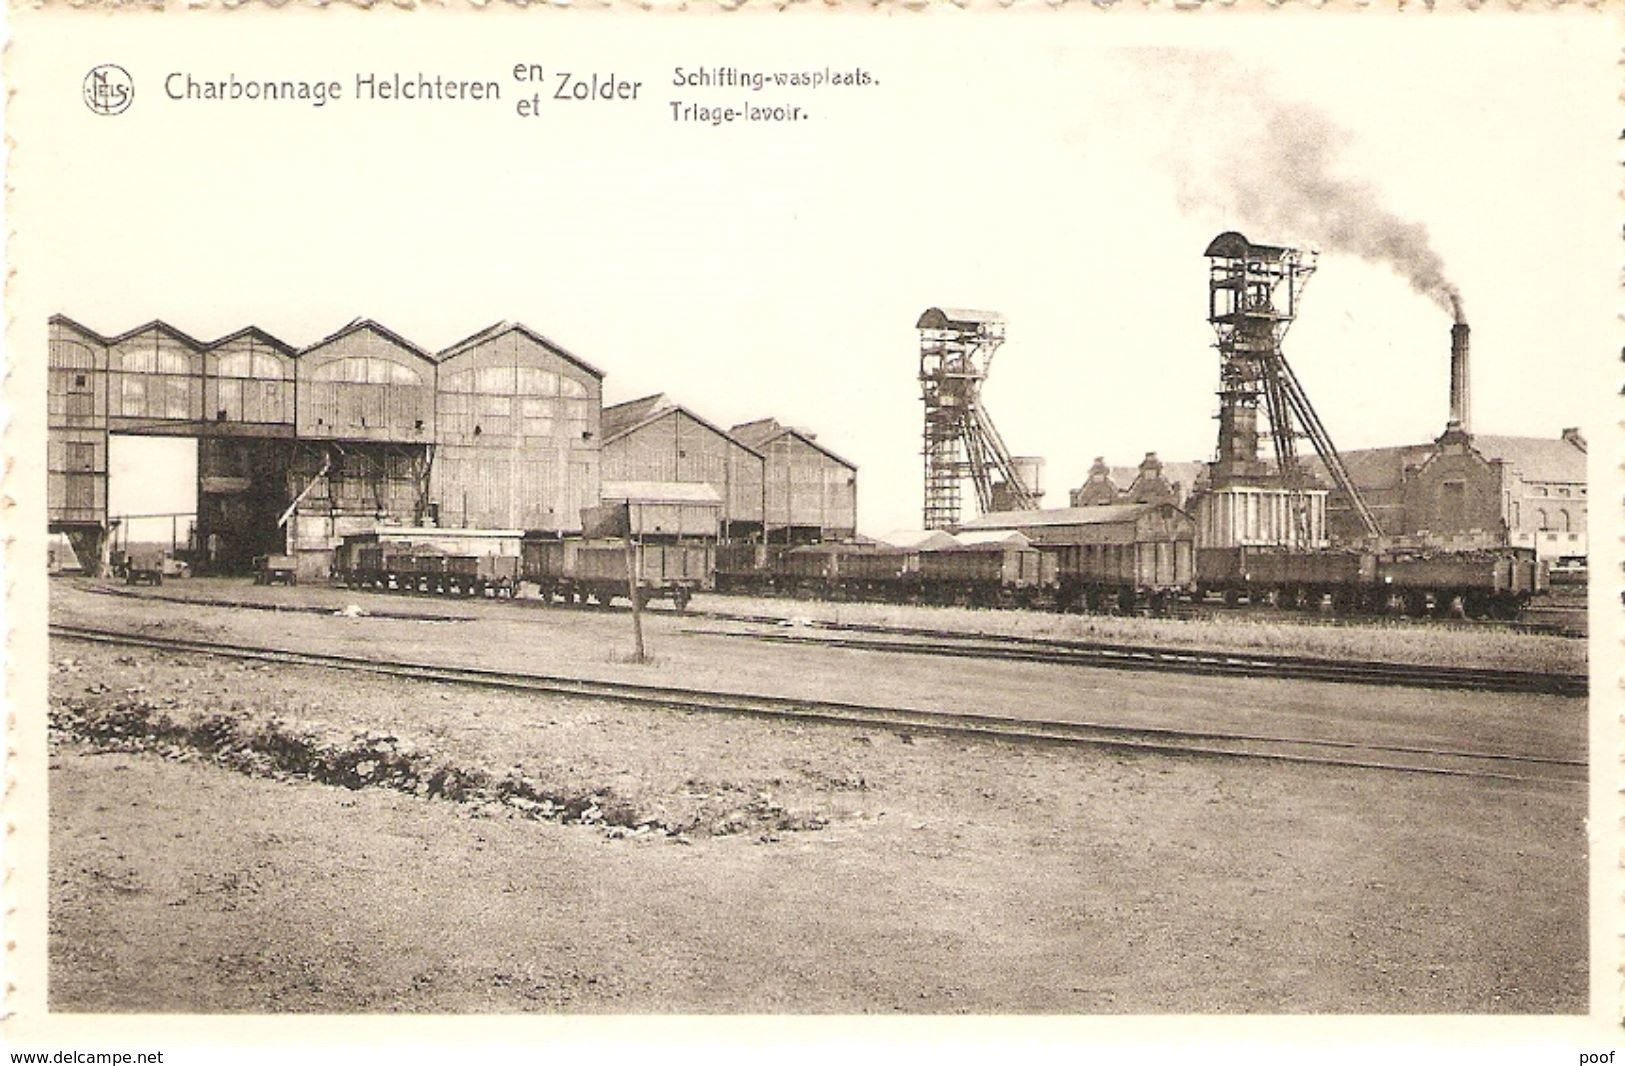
[601,395,764,456]
[1468,434,1586,484]
[300,318,434,360]
[51,315,599,371]
[730,417,856,470]
[601,394,672,438]
[434,320,604,378]
[1324,433,1586,488]
[49,313,112,344]
[106,319,212,351]
[954,529,1034,549]
[52,315,294,354]
[203,325,297,355]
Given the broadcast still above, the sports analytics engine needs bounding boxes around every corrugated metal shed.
[731,417,858,538]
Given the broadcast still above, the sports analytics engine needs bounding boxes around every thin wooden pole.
[625,535,645,663]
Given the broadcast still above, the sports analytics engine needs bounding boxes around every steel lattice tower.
[1205,232,1381,540]
[917,307,1037,530]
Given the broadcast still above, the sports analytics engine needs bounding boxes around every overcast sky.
[21,11,1614,536]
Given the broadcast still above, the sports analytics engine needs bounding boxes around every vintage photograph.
[4,4,1616,1050]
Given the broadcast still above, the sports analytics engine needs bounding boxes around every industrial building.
[601,395,765,539]
[1320,431,1587,562]
[958,501,1192,549]
[1294,317,1588,563]
[47,315,856,576]
[1052,237,1587,567]
[730,418,858,544]
[1070,454,1208,510]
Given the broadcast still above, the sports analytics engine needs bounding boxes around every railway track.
[67,579,1587,696]
[688,626,1589,698]
[49,622,1584,785]
[73,575,1583,636]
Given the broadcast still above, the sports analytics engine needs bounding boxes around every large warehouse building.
[46,316,855,575]
[601,395,765,540]
[730,418,858,544]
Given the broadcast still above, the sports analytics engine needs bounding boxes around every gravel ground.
[49,639,1587,1014]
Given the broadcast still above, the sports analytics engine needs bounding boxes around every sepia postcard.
[2,4,1619,1060]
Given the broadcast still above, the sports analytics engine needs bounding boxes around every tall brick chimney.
[1448,321,1471,433]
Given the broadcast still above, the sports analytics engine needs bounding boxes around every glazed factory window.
[310,357,422,385]
[216,351,286,379]
[114,343,192,375]
[49,340,97,369]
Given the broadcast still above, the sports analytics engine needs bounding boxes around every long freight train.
[324,519,1547,620]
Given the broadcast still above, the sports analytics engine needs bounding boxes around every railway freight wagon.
[521,537,713,610]
[775,543,916,599]
[1196,547,1377,609]
[1195,545,1547,618]
[1050,539,1195,611]
[1377,551,1547,619]
[336,528,523,596]
[956,502,1197,612]
[915,543,1056,606]
[714,542,785,593]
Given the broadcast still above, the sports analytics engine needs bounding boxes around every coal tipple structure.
[47,315,858,576]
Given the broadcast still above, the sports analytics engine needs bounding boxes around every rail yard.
[44,229,1592,1015]
[49,570,1588,1012]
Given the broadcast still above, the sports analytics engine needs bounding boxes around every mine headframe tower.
[1204,231,1381,541]
[917,307,1038,530]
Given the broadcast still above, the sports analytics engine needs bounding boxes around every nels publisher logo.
[83,64,134,115]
